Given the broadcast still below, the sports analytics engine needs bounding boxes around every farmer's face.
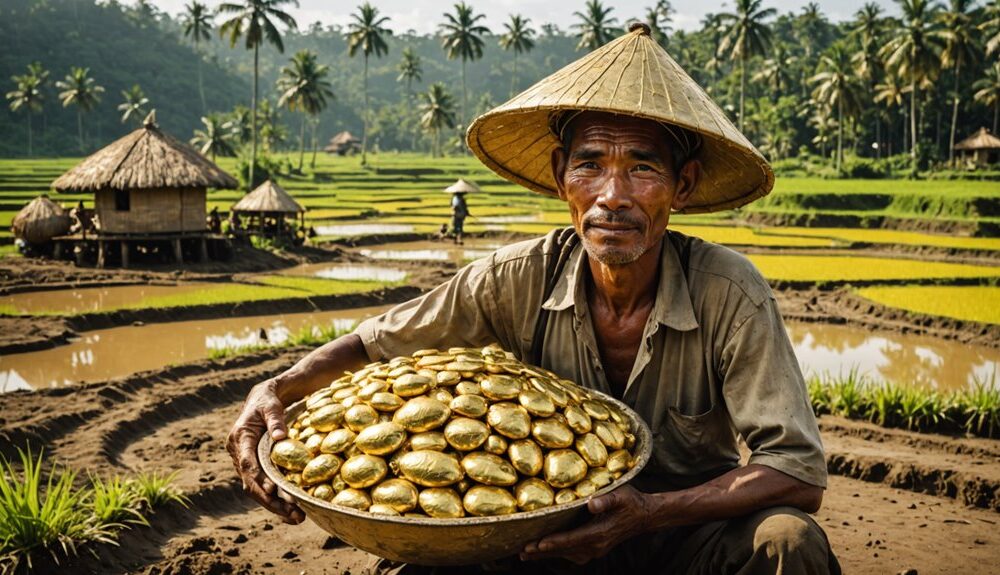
[552,112,699,266]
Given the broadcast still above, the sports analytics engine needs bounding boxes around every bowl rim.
[258,386,653,527]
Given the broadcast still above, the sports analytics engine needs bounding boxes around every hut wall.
[96,188,206,234]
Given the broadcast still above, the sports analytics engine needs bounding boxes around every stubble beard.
[578,207,649,266]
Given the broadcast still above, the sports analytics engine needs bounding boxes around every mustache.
[582,209,644,230]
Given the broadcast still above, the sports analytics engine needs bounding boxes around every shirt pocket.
[651,402,741,483]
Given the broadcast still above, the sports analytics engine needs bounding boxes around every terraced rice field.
[854,285,1000,325]
[748,254,1000,283]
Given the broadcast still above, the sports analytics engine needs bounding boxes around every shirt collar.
[541,233,699,332]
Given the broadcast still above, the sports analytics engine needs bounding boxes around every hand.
[226,378,306,525]
[520,485,651,565]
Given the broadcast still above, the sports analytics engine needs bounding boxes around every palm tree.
[182,1,213,113]
[810,44,865,172]
[346,2,391,166]
[55,67,104,153]
[217,0,298,189]
[440,2,490,135]
[981,0,999,56]
[191,114,236,161]
[420,82,456,157]
[572,0,619,51]
[876,75,909,155]
[396,47,423,99]
[644,1,674,48]
[939,0,981,165]
[117,84,150,126]
[499,15,535,97]
[851,3,886,157]
[880,0,945,171]
[752,43,795,101]
[6,66,45,157]
[228,104,253,145]
[256,98,286,153]
[717,0,777,132]
[277,49,334,171]
[973,63,1000,132]
[795,2,828,62]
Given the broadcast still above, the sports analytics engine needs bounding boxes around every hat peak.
[628,22,651,36]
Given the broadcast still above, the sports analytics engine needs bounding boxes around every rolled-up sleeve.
[719,297,828,488]
[354,256,505,361]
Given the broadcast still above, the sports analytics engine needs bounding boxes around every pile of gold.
[270,345,638,518]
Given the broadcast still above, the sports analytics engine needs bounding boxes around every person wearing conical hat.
[228,24,836,574]
[444,179,478,245]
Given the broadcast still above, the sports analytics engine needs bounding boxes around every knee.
[751,507,830,564]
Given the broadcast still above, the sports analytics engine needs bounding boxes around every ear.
[671,159,701,211]
[551,146,569,201]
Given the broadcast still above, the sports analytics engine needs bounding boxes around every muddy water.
[787,322,999,390]
[281,263,408,282]
[315,223,415,236]
[0,283,229,315]
[357,239,506,265]
[0,306,391,392]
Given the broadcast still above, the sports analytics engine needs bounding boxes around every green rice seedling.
[129,471,189,510]
[896,386,946,431]
[88,474,147,527]
[805,375,833,415]
[957,374,1000,438]
[866,382,905,427]
[0,447,115,571]
[828,368,870,419]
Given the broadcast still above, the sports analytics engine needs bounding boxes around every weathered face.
[551,112,699,266]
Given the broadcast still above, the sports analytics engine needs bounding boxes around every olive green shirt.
[355,228,827,491]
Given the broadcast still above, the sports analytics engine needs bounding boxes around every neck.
[585,239,662,317]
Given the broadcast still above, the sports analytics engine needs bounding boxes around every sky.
[149,0,901,36]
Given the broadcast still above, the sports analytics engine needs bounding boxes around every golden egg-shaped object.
[480,375,522,401]
[564,404,593,434]
[463,486,517,516]
[443,417,490,451]
[408,431,448,452]
[371,478,419,513]
[515,478,555,511]
[270,439,311,471]
[449,394,488,418]
[593,420,625,450]
[369,392,405,412]
[606,449,633,475]
[393,397,451,433]
[344,404,378,432]
[311,483,334,501]
[340,454,388,489]
[484,434,508,455]
[354,422,407,456]
[487,403,531,439]
[396,450,464,487]
[554,489,578,505]
[507,439,543,476]
[304,432,326,455]
[436,370,462,386]
[320,428,356,454]
[543,449,588,489]
[301,453,343,486]
[418,488,465,518]
[332,488,371,510]
[575,433,609,467]
[531,418,575,449]
[518,389,556,417]
[392,373,432,397]
[460,452,518,487]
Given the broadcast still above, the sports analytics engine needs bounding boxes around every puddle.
[282,263,408,282]
[357,239,506,265]
[0,306,391,392]
[0,283,229,315]
[476,213,543,223]
[315,223,415,236]
[787,321,999,391]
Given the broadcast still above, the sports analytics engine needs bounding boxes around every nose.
[596,169,634,212]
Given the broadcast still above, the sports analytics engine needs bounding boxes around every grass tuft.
[129,471,189,509]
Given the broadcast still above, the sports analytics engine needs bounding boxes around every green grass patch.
[807,369,999,438]
[854,285,1000,325]
[130,276,392,310]
[761,227,1000,251]
[207,318,356,359]
[748,254,1000,283]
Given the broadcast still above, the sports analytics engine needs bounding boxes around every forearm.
[644,464,824,531]
[272,333,370,403]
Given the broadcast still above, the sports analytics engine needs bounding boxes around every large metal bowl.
[258,389,652,566]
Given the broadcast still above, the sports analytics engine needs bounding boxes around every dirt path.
[2,348,997,574]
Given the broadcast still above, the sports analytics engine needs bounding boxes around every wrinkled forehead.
[551,110,701,161]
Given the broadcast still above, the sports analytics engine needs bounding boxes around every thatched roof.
[328,131,360,146]
[231,180,304,214]
[954,128,1000,151]
[52,111,238,193]
[12,195,71,244]
[443,179,481,194]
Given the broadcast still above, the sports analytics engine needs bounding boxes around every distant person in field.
[208,207,222,234]
[450,191,469,245]
[229,23,838,575]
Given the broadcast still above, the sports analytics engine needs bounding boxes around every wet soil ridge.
[820,417,1000,512]
[777,288,1000,349]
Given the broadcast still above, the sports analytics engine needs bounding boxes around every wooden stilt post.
[53,241,63,260]
[199,236,209,262]
[97,240,105,268]
[120,241,129,268]
[173,238,183,264]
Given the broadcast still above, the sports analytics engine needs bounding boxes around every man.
[445,178,479,245]
[228,23,838,574]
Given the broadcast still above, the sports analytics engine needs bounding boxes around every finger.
[588,490,621,515]
[535,518,609,552]
[261,402,288,441]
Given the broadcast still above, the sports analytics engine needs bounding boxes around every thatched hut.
[954,128,1000,168]
[12,195,71,245]
[231,179,305,239]
[324,131,362,156]
[52,111,238,235]
[50,111,238,266]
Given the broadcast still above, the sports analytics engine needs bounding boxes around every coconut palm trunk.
[909,77,917,170]
[836,97,844,173]
[739,55,747,132]
[26,113,32,157]
[461,59,467,133]
[250,44,259,190]
[948,60,961,166]
[198,56,206,113]
[77,108,84,153]
[311,120,319,169]
[362,54,369,166]
[510,52,518,97]
[299,114,307,171]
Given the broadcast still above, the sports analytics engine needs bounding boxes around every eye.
[632,163,656,173]
[575,161,600,170]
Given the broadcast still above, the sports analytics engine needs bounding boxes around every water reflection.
[358,239,505,265]
[0,283,227,315]
[787,322,998,390]
[0,306,391,392]
[282,263,408,282]
[315,223,415,236]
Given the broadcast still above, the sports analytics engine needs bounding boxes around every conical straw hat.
[466,23,774,213]
[443,178,481,194]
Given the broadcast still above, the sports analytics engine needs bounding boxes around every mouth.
[587,222,639,233]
